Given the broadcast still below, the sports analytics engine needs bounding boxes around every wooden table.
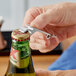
[0,55,59,76]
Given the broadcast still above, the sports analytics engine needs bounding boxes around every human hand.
[36,69,76,76]
[23,2,76,53]
[0,16,7,50]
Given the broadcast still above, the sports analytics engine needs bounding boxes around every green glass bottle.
[5,29,36,76]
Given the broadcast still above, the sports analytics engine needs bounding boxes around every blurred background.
[0,0,76,55]
[0,0,76,31]
[0,0,76,75]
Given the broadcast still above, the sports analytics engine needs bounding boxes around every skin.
[23,2,76,76]
[0,32,7,50]
[0,24,7,50]
[36,69,76,76]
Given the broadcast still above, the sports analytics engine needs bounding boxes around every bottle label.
[10,47,29,68]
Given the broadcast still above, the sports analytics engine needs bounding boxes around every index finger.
[23,7,43,26]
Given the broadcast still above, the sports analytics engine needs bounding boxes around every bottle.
[5,29,36,76]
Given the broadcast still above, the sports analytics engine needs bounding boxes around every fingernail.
[31,23,36,27]
[31,23,41,29]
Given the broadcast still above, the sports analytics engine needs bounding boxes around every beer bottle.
[5,29,36,76]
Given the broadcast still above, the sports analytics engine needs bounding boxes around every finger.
[36,69,55,76]
[30,36,59,53]
[31,2,76,28]
[39,37,59,53]
[30,12,51,29]
[38,25,76,53]
[23,5,55,26]
[30,39,47,46]
[29,43,45,50]
[30,6,63,29]
[23,7,43,26]
[30,32,47,42]
[30,38,50,50]
[36,69,50,76]
[30,32,49,50]
[36,69,76,76]
[30,31,59,52]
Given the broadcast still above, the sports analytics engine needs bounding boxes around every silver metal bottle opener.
[19,24,56,39]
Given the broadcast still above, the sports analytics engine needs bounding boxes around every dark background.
[0,31,63,56]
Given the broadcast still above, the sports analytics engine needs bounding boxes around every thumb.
[30,11,51,29]
[30,7,62,29]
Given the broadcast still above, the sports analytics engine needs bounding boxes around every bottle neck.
[11,39,31,58]
[10,39,31,68]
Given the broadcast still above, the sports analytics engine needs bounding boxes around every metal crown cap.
[11,29,30,41]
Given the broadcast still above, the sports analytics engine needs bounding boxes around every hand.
[23,2,76,53]
[0,16,7,50]
[36,69,76,76]
[0,32,7,50]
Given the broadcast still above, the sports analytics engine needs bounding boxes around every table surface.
[0,55,59,76]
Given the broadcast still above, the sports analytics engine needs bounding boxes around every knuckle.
[43,39,50,49]
[40,14,47,21]
[61,2,72,6]
[25,7,36,16]
[59,2,72,8]
[34,32,44,39]
[25,7,41,16]
[26,7,36,13]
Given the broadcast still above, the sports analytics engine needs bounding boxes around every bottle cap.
[11,29,30,41]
